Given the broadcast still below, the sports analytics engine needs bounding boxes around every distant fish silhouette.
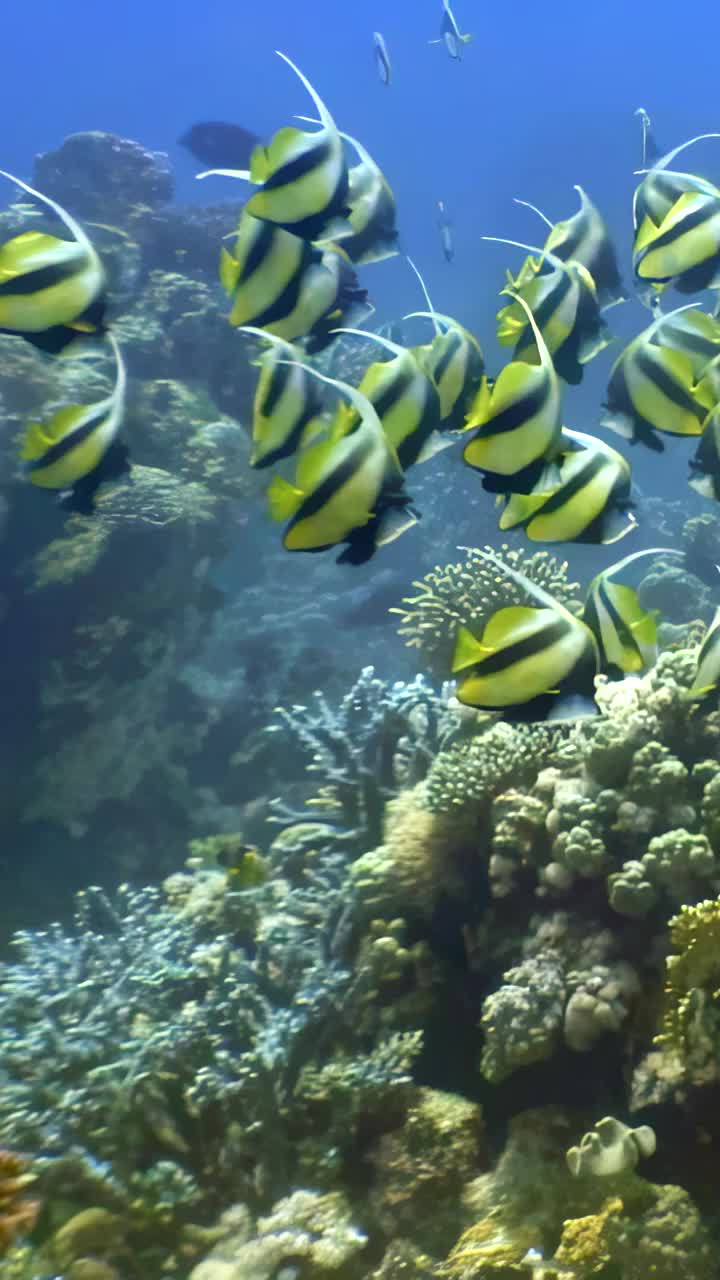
[373,31,392,85]
[178,122,260,170]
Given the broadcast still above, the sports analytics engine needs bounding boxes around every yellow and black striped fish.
[20,331,128,513]
[403,257,485,430]
[649,305,720,376]
[197,53,351,243]
[498,428,635,545]
[634,189,720,290]
[0,170,107,354]
[516,185,623,306]
[238,327,323,468]
[462,291,562,490]
[485,236,613,385]
[601,304,714,451]
[451,547,599,721]
[267,364,417,563]
[220,210,367,352]
[583,548,679,676]
[331,327,444,469]
[689,606,720,699]
[297,121,399,265]
[632,133,720,234]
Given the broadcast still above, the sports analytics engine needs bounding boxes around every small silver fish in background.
[437,200,454,262]
[430,0,473,60]
[373,31,391,85]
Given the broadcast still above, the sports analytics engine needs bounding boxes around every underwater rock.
[365,1087,485,1256]
[32,131,173,220]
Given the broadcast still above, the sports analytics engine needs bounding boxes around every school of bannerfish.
[4,24,720,724]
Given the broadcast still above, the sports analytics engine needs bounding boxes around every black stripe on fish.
[262,137,333,192]
[258,358,292,417]
[285,430,375,535]
[240,218,288,285]
[634,346,706,418]
[641,196,720,256]
[26,404,108,472]
[371,361,417,419]
[589,578,638,662]
[471,613,573,677]
[432,331,463,386]
[475,375,549,437]
[0,253,86,297]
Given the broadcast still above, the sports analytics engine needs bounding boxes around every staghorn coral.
[392,544,581,678]
[268,667,461,854]
[0,869,427,1277]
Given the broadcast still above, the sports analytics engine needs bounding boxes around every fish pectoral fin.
[20,421,53,461]
[633,213,662,255]
[267,475,304,522]
[451,624,491,673]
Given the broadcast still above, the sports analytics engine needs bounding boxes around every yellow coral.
[656,897,720,1059]
[554,1197,623,1272]
[440,1212,539,1278]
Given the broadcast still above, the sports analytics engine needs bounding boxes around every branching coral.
[0,872,425,1276]
[392,545,581,678]
[268,666,461,853]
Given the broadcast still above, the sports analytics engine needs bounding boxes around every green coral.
[392,545,581,678]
